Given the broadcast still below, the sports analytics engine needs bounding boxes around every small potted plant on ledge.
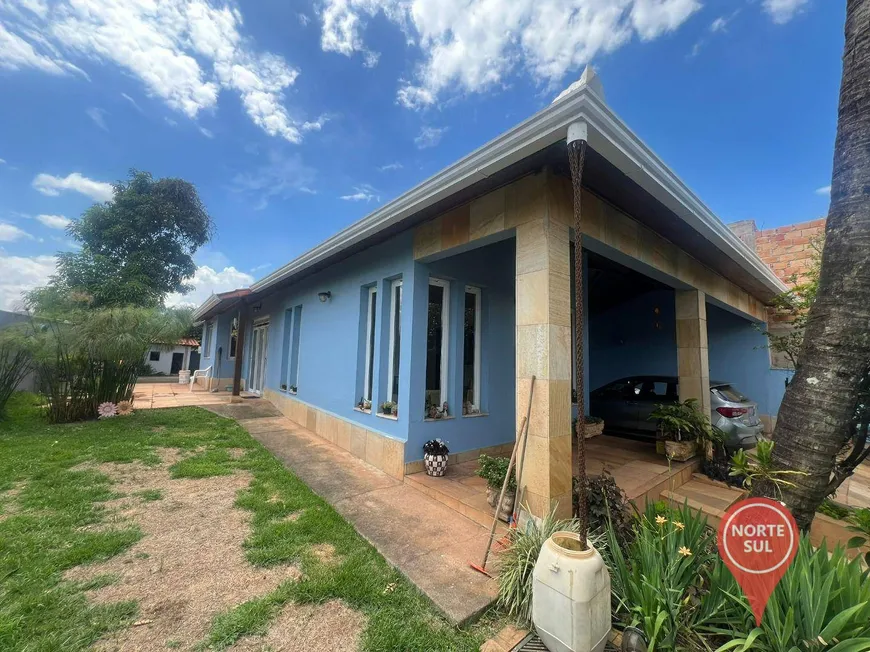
[476,454,516,522]
[381,400,396,416]
[289,384,297,393]
[357,397,372,411]
[423,438,449,476]
[280,383,288,391]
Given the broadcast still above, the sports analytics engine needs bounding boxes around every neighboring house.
[729,217,826,369]
[0,310,36,392]
[143,338,200,376]
[194,68,790,520]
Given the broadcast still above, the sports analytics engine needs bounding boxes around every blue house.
[194,69,789,520]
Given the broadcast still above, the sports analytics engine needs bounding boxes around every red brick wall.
[754,218,826,286]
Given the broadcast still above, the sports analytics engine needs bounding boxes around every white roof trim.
[192,294,221,322]
[250,86,786,298]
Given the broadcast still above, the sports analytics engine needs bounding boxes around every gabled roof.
[192,288,251,322]
[196,67,787,317]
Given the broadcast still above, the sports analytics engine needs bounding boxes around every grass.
[0,393,503,651]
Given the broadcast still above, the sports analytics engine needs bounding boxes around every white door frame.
[248,322,269,395]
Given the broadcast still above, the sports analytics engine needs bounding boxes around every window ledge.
[376,412,398,421]
[462,412,488,419]
[353,407,372,415]
[423,416,455,422]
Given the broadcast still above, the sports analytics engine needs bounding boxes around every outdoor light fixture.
[251,302,262,314]
[318,291,332,303]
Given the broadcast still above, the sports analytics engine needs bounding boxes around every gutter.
[244,84,786,299]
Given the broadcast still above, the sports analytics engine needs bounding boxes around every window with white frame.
[363,286,377,404]
[228,316,239,359]
[386,279,403,407]
[463,286,481,412]
[425,278,450,413]
[203,322,215,358]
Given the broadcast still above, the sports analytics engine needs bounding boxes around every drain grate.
[511,633,549,651]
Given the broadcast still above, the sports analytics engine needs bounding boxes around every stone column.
[676,290,711,415]
[516,187,573,520]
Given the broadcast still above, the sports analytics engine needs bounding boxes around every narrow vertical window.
[425,278,450,412]
[387,279,403,406]
[289,305,302,390]
[281,308,293,390]
[228,316,238,359]
[203,322,214,358]
[463,286,481,411]
[363,286,377,402]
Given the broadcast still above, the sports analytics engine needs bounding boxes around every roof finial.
[551,64,605,104]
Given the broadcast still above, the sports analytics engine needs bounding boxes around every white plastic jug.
[532,531,611,652]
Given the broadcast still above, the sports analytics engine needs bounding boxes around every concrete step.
[404,472,508,530]
[662,478,744,528]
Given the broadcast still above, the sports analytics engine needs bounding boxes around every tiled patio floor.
[839,462,870,509]
[132,382,250,409]
[406,434,699,524]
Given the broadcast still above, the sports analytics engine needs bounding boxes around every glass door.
[248,323,269,394]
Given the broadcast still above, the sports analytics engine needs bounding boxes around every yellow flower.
[655,515,667,526]
[673,521,685,530]
[678,546,692,557]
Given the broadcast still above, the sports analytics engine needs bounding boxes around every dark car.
[589,376,763,449]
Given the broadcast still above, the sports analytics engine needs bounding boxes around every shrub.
[706,539,870,651]
[30,307,186,423]
[476,454,515,492]
[605,501,716,651]
[818,498,852,521]
[847,507,870,566]
[0,326,33,419]
[573,472,635,547]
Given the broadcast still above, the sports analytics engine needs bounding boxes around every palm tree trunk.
[752,0,870,530]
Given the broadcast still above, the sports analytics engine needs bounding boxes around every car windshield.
[714,384,749,403]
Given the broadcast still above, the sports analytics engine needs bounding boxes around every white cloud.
[319,0,700,108]
[0,253,56,310]
[32,172,114,202]
[414,125,446,149]
[35,213,71,229]
[0,0,319,143]
[815,185,831,196]
[710,16,728,32]
[199,126,215,138]
[0,20,80,75]
[378,162,403,172]
[340,184,379,202]
[232,151,318,209]
[165,265,254,308]
[298,13,310,27]
[0,158,5,164]
[86,107,108,131]
[0,222,34,242]
[762,0,808,24]
[121,92,143,112]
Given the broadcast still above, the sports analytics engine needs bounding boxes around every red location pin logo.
[718,497,799,626]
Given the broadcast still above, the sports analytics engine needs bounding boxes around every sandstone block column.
[676,290,711,416]
[516,204,573,520]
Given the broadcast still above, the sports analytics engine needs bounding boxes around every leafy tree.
[752,1,870,530]
[29,170,213,311]
[762,235,822,368]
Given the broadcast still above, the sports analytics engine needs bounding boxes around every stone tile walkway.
[133,382,236,409]
[235,414,499,625]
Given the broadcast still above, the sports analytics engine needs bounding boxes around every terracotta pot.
[665,439,698,462]
[584,422,604,439]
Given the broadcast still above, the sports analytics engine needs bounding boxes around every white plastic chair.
[190,366,212,391]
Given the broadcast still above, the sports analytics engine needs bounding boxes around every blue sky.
[0,0,843,309]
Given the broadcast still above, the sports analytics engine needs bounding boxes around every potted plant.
[423,438,449,476]
[574,416,604,438]
[289,384,297,393]
[476,454,516,522]
[357,397,372,411]
[649,399,700,461]
[280,383,288,391]
[381,400,396,416]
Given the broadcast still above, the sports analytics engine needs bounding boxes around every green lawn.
[0,394,502,651]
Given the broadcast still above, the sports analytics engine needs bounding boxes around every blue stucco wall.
[588,289,678,391]
[405,238,517,462]
[240,230,417,443]
[201,311,237,381]
[706,303,792,417]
